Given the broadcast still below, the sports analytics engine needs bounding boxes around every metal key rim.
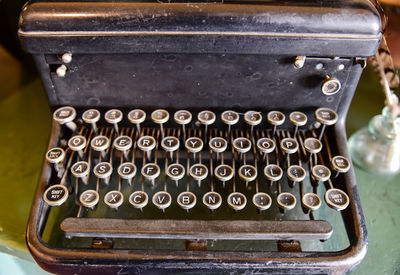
[152,191,172,209]
[43,184,69,206]
[252,192,272,210]
[129,191,149,209]
[302,192,321,211]
[324,188,349,211]
[128,109,146,124]
[80,190,100,208]
[277,192,296,210]
[104,190,124,208]
[104,109,123,124]
[214,164,234,182]
[71,161,90,177]
[177,191,197,210]
[221,110,240,125]
[82,109,100,124]
[53,106,76,124]
[117,162,137,179]
[202,192,222,210]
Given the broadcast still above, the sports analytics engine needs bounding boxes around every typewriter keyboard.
[42,106,352,250]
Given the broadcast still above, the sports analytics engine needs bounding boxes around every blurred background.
[0,0,399,274]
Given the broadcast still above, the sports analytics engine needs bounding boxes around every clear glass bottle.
[348,107,400,174]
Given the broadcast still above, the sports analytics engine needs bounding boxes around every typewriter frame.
[20,0,380,273]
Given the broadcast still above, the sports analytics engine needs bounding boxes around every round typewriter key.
[128,109,146,124]
[104,190,124,209]
[185,137,203,153]
[315,107,338,140]
[68,135,87,159]
[166,163,185,186]
[177,191,197,210]
[321,76,341,95]
[91,135,110,159]
[304,137,322,154]
[267,110,285,137]
[214,164,233,187]
[53,106,77,132]
[137,135,156,160]
[174,110,192,140]
[128,109,146,135]
[244,111,262,137]
[221,110,239,136]
[151,109,170,124]
[80,190,99,209]
[203,191,222,210]
[289,111,307,126]
[114,135,132,159]
[46,147,65,164]
[117,162,137,185]
[264,164,283,182]
[277,192,296,210]
[267,110,285,136]
[280,138,299,155]
[185,137,203,160]
[71,161,90,184]
[253,192,272,211]
[256,138,275,154]
[190,163,208,187]
[93,162,113,184]
[233,137,251,160]
[161,136,180,160]
[287,165,306,184]
[141,163,160,184]
[151,109,169,138]
[325,188,349,211]
[257,138,275,160]
[267,110,286,125]
[227,192,247,211]
[43,184,69,206]
[239,164,257,186]
[82,109,100,134]
[209,137,227,153]
[105,109,123,135]
[209,137,227,160]
[331,155,351,177]
[198,110,216,143]
[198,110,216,125]
[46,147,65,177]
[312,165,331,182]
[315,107,338,126]
[152,191,172,211]
[302,193,321,211]
[244,111,262,126]
[232,137,251,153]
[129,191,148,209]
[174,110,192,125]
[289,111,307,137]
[221,110,239,125]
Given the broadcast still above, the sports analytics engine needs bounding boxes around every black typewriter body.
[18,0,382,274]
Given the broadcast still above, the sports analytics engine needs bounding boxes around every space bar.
[61,218,333,240]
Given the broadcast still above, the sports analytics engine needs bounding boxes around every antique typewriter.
[18,0,382,273]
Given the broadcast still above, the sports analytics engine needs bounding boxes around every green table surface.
[0,65,399,274]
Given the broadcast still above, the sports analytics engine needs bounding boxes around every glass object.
[348,106,400,174]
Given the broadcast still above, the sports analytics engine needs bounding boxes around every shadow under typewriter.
[41,107,352,254]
